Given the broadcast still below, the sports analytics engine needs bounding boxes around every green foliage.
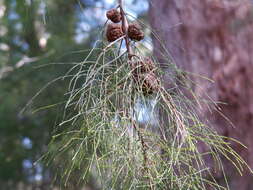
[0,0,95,188]
[0,0,250,189]
[45,9,251,190]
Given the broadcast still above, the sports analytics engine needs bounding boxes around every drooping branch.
[118,0,133,60]
[118,1,151,182]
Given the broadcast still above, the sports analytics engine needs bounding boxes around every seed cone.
[128,23,144,41]
[131,58,159,95]
[106,23,124,42]
[131,57,155,74]
[133,72,159,95]
[142,72,159,94]
[106,9,122,23]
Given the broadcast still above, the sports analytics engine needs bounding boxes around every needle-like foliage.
[43,2,251,190]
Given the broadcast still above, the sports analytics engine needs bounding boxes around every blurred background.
[0,0,253,189]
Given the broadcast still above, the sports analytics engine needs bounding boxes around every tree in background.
[0,0,104,189]
[149,0,253,189]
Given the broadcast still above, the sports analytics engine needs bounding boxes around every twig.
[118,0,133,60]
[119,1,151,188]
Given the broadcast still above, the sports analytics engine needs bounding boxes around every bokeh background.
[0,0,253,189]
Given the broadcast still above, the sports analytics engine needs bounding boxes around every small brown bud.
[128,23,144,41]
[106,23,124,42]
[106,9,122,23]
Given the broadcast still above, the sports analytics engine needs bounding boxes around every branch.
[118,0,133,60]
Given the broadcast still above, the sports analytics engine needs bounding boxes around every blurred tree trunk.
[149,1,253,189]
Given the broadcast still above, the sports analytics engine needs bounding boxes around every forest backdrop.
[0,0,253,189]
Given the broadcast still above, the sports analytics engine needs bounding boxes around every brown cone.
[133,72,159,95]
[106,23,124,42]
[131,57,155,74]
[128,23,144,41]
[131,58,159,95]
[106,9,122,23]
[143,72,159,95]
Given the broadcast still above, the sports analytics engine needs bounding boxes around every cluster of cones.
[105,8,159,95]
[106,8,144,42]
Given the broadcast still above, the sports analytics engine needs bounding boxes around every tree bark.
[149,1,253,189]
